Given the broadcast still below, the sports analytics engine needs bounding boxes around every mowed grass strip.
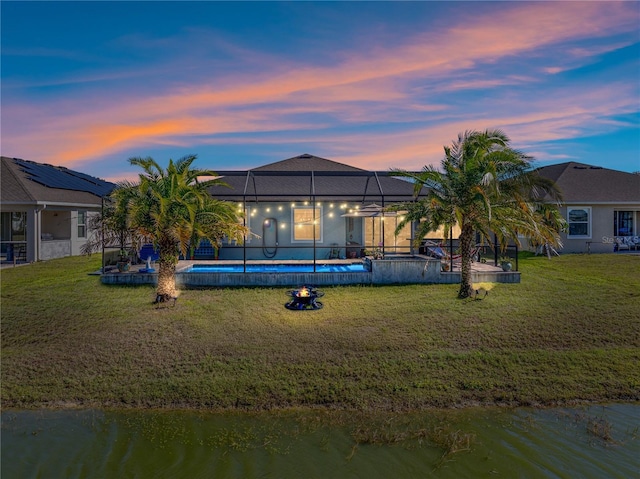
[1,253,639,410]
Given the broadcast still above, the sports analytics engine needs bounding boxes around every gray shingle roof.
[210,154,424,202]
[537,162,640,203]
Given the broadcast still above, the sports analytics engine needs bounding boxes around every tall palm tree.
[392,129,564,298]
[115,155,248,300]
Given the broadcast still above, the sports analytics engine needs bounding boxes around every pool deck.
[100,256,520,287]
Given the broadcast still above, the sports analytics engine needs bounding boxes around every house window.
[77,211,86,238]
[1,211,26,243]
[567,207,591,238]
[292,206,322,242]
[614,211,634,236]
[363,215,412,253]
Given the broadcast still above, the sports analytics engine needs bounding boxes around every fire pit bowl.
[285,285,324,310]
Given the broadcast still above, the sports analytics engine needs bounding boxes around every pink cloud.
[2,1,637,171]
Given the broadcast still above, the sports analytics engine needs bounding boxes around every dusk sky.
[2,1,639,181]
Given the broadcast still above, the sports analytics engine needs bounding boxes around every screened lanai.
[204,154,428,265]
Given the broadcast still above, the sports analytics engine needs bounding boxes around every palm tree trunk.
[157,259,177,298]
[458,223,474,299]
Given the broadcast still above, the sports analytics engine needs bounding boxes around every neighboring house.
[1,156,115,263]
[536,162,640,254]
[206,154,428,261]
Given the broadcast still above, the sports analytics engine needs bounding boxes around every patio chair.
[139,244,160,262]
[614,237,630,251]
[328,243,341,259]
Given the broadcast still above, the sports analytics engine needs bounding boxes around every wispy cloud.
[1,1,638,174]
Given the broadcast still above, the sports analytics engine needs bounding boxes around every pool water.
[184,263,368,273]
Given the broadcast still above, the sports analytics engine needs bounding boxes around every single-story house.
[536,162,640,254]
[206,154,429,261]
[1,156,115,263]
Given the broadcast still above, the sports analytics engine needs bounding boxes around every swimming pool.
[102,256,519,288]
[184,263,368,273]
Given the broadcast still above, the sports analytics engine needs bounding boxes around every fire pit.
[285,285,324,310]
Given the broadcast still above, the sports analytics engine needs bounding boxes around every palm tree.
[81,183,142,263]
[114,155,248,300]
[526,203,568,258]
[392,129,564,298]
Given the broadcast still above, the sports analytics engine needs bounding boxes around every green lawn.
[1,253,639,411]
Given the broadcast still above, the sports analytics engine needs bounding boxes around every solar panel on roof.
[14,159,115,197]
[63,168,115,196]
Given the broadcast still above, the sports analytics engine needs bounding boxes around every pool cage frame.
[205,169,425,272]
[100,168,519,273]
[202,169,468,272]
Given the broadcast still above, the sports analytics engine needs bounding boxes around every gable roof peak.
[252,154,367,172]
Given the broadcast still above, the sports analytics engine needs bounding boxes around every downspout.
[34,204,47,262]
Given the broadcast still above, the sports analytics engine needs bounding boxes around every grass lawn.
[1,253,639,411]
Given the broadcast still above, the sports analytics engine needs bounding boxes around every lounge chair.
[424,240,481,262]
[429,245,461,261]
[423,241,462,261]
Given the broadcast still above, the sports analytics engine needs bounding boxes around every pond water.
[184,263,367,273]
[2,404,638,478]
